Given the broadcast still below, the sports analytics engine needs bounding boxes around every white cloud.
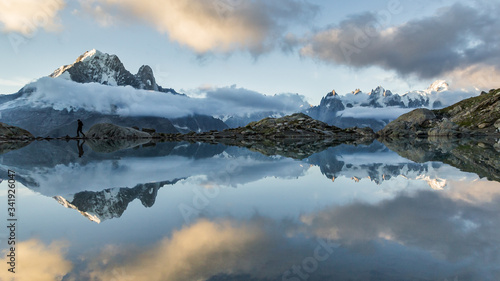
[445,64,500,91]
[446,179,500,204]
[4,77,309,119]
[0,239,72,281]
[0,0,65,35]
[80,0,317,54]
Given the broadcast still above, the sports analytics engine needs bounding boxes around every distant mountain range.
[306,81,476,131]
[0,49,478,136]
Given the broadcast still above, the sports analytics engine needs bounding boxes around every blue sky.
[0,0,498,104]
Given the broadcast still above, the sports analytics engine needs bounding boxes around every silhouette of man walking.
[77,119,85,138]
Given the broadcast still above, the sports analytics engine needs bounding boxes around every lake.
[1,139,499,281]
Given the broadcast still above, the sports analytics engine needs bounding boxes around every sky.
[0,0,499,104]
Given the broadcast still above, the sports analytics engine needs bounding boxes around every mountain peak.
[352,89,362,95]
[326,90,338,97]
[76,49,102,63]
[136,65,159,91]
[49,49,126,85]
[427,80,449,93]
[48,50,177,93]
[370,86,386,96]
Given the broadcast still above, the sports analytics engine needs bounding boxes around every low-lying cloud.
[300,3,500,89]
[6,77,310,119]
[337,107,413,120]
[82,0,317,55]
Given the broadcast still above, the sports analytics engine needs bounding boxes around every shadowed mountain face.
[50,49,179,94]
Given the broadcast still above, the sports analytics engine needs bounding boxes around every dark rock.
[135,65,159,91]
[142,127,156,134]
[378,108,437,138]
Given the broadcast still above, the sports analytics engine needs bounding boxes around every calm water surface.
[0,140,499,281]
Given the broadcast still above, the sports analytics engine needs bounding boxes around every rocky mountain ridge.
[50,49,179,94]
[379,88,500,138]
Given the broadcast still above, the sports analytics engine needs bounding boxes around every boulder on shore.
[0,122,34,140]
[378,109,438,138]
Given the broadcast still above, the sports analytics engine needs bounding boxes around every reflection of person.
[77,140,85,158]
[77,119,85,138]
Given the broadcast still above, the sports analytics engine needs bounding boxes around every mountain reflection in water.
[0,139,499,281]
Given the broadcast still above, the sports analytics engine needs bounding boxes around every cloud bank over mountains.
[1,77,309,119]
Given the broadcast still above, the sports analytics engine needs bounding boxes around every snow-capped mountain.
[0,50,228,136]
[50,49,179,94]
[306,81,476,130]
